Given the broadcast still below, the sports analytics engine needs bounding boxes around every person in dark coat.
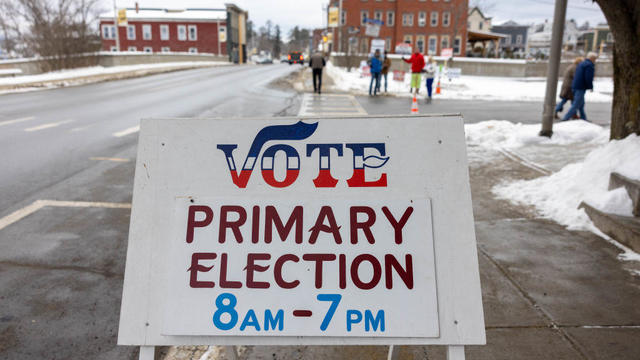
[563,52,597,121]
[309,52,326,94]
[555,57,583,119]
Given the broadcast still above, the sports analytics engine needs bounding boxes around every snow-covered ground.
[465,120,640,261]
[327,61,613,102]
[0,61,229,92]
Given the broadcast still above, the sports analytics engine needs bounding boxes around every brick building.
[329,0,468,56]
[99,4,248,62]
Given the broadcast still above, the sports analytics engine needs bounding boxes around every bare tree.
[594,0,640,139]
[0,0,102,70]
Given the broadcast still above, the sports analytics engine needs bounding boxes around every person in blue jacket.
[563,52,597,121]
[368,49,383,96]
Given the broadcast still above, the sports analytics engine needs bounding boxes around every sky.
[104,0,607,37]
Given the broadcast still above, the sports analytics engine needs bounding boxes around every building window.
[143,46,152,53]
[142,24,152,40]
[403,34,412,47]
[606,32,614,42]
[479,22,483,30]
[443,12,450,27]
[188,25,197,41]
[430,12,438,27]
[374,11,383,22]
[360,39,368,54]
[127,25,136,40]
[161,47,170,53]
[385,37,391,51]
[188,47,198,53]
[440,35,449,51]
[453,36,461,54]
[382,12,391,28]
[101,25,116,39]
[416,35,425,53]
[160,25,169,40]
[505,36,511,45]
[341,10,347,25]
[418,12,426,27]
[110,46,118,52]
[128,46,137,52]
[516,34,523,44]
[402,13,414,26]
[177,25,187,41]
[361,10,369,25]
[428,35,437,55]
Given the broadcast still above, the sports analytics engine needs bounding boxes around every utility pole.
[338,0,343,53]
[112,0,120,51]
[539,0,568,137]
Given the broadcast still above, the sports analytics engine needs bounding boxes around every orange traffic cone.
[435,78,441,95]
[411,95,419,114]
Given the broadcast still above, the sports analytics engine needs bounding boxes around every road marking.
[70,125,92,132]
[90,157,130,162]
[298,93,367,116]
[0,200,131,231]
[0,116,35,127]
[24,119,72,132]
[113,125,140,137]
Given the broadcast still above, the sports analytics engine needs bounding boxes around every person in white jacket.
[424,57,436,103]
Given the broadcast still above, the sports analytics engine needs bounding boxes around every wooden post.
[387,345,400,360]
[139,346,155,360]
[447,345,465,360]
[225,346,239,360]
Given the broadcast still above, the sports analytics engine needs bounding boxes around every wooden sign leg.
[446,345,465,360]
[225,346,239,360]
[139,346,155,360]
[387,345,400,360]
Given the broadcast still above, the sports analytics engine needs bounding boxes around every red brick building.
[99,5,248,62]
[329,0,468,56]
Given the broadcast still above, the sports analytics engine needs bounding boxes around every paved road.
[0,64,298,215]
[0,63,299,359]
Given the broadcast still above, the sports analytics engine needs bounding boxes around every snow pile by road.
[465,120,608,149]
[484,120,640,258]
[326,61,613,102]
[0,61,228,87]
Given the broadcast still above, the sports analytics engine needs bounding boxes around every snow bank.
[465,120,609,149]
[327,61,613,103]
[0,61,228,86]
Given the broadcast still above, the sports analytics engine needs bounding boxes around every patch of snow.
[326,61,613,102]
[0,61,228,87]
[465,120,609,149]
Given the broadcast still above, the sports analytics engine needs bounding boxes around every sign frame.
[118,114,485,356]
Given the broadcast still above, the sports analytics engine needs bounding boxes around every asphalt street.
[0,63,300,359]
[2,64,637,360]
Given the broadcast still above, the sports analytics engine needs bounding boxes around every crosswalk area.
[298,93,367,116]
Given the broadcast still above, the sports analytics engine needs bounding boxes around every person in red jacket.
[403,49,425,95]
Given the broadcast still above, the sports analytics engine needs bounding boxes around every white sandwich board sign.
[118,115,485,357]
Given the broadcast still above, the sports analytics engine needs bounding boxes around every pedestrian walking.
[555,57,583,119]
[309,51,326,94]
[563,52,597,121]
[424,57,436,103]
[368,49,383,96]
[380,50,392,93]
[402,48,425,95]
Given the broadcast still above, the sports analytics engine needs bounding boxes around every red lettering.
[347,168,387,187]
[350,206,376,244]
[385,254,414,289]
[188,252,216,288]
[261,169,299,188]
[308,206,343,244]
[245,253,271,288]
[186,205,213,244]
[219,205,247,243]
[339,254,347,289]
[274,254,300,289]
[351,254,382,290]
[382,206,414,244]
[265,206,303,243]
[302,254,337,288]
[251,206,260,244]
[219,253,242,288]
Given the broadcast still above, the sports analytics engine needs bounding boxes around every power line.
[522,0,602,12]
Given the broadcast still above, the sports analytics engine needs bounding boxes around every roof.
[468,6,492,20]
[497,20,527,27]
[467,30,508,41]
[99,8,227,22]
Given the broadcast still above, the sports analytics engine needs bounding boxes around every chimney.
[135,2,139,13]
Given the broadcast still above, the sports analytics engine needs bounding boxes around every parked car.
[255,56,273,64]
[288,51,304,65]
